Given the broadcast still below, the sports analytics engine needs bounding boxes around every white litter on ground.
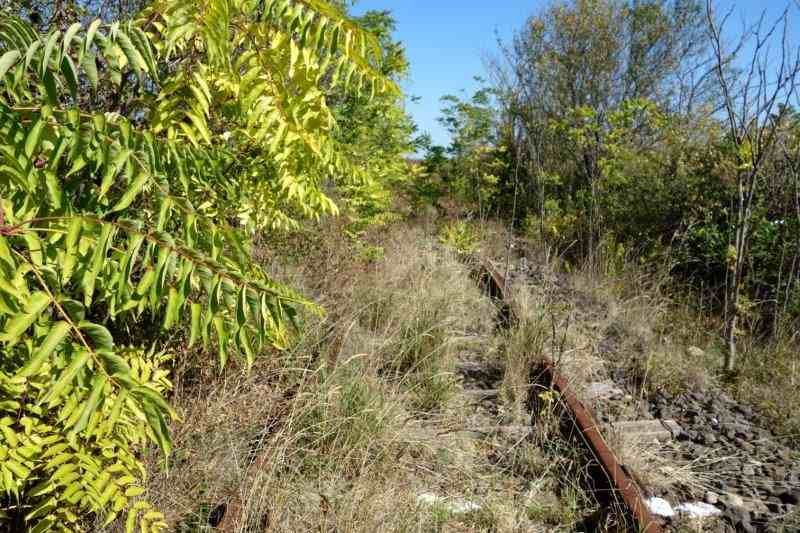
[416,492,481,513]
[675,501,722,518]
[647,497,676,517]
[416,492,439,506]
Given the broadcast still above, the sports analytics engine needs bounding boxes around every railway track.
[479,256,800,533]
[478,260,660,533]
[217,257,658,533]
[216,249,798,532]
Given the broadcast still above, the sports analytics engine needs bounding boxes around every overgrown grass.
[488,221,800,440]
[498,284,549,421]
[576,259,800,441]
[131,221,560,532]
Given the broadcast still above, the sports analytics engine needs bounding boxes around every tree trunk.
[724,179,748,373]
[724,306,738,372]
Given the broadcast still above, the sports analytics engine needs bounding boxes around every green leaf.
[239,328,255,368]
[99,148,132,198]
[44,171,62,209]
[0,50,21,80]
[98,350,132,377]
[24,40,42,70]
[43,349,90,405]
[188,303,201,348]
[129,26,158,82]
[0,291,50,346]
[115,30,147,77]
[69,374,107,435]
[24,118,45,159]
[22,232,44,266]
[82,51,98,90]
[162,287,179,330]
[125,486,145,498]
[61,218,82,284]
[60,55,79,100]
[41,70,58,106]
[29,517,55,533]
[135,268,155,296]
[81,223,113,306]
[59,299,85,322]
[78,321,113,352]
[0,164,30,191]
[236,286,247,328]
[17,321,70,377]
[133,386,174,417]
[40,30,62,76]
[109,172,149,213]
[62,22,82,58]
[140,396,172,455]
[85,19,102,52]
[213,315,228,368]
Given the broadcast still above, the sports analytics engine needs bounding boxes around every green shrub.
[0,1,397,529]
[438,220,481,256]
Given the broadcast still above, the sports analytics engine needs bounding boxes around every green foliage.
[0,0,398,530]
[439,220,484,255]
[292,359,390,474]
[423,0,800,354]
[430,84,506,214]
[438,220,481,256]
[332,9,419,234]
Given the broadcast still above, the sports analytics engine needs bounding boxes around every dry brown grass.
[113,221,591,533]
[567,260,800,442]
[734,333,800,442]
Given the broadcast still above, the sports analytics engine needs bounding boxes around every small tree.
[437,83,504,218]
[0,0,397,529]
[492,0,712,259]
[706,1,800,371]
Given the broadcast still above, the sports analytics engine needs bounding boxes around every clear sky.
[350,1,800,148]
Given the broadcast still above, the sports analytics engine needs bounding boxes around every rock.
[778,491,799,506]
[705,491,719,505]
[584,381,624,401]
[606,419,680,444]
[724,492,746,509]
[416,492,481,514]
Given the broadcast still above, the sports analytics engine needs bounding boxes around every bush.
[0,1,398,529]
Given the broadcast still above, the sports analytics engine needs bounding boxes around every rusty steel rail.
[479,260,660,533]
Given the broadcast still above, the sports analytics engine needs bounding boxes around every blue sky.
[350,1,800,148]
